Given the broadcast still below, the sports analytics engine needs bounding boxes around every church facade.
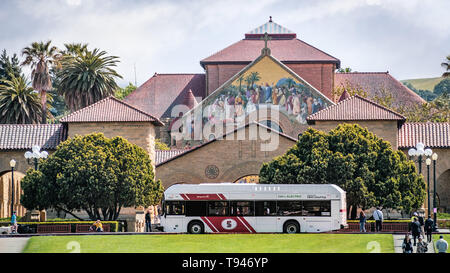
[0,18,448,220]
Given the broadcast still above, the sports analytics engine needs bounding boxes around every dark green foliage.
[260,124,426,218]
[403,82,437,102]
[0,74,43,124]
[434,77,450,96]
[21,133,164,220]
[0,49,21,81]
[114,82,137,100]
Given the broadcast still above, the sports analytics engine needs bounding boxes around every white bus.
[160,183,347,233]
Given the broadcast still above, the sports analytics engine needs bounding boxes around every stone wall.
[0,171,26,218]
[67,122,156,166]
[311,120,399,150]
[156,124,297,189]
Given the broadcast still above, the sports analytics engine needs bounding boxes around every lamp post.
[9,159,16,217]
[24,145,48,170]
[425,158,431,218]
[408,142,433,216]
[432,152,438,231]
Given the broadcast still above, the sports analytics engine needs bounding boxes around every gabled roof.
[181,89,198,110]
[156,122,297,167]
[0,124,67,150]
[335,72,425,107]
[306,95,406,123]
[60,96,163,126]
[124,73,205,119]
[200,39,340,68]
[398,122,450,148]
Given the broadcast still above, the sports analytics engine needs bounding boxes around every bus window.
[208,201,229,216]
[255,201,277,216]
[277,201,302,216]
[186,201,207,216]
[303,201,331,216]
[166,201,185,215]
[230,201,254,216]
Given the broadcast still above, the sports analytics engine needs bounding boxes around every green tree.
[21,40,61,124]
[441,55,450,77]
[155,138,170,150]
[115,82,137,100]
[57,48,122,112]
[21,133,163,220]
[0,74,43,124]
[433,77,450,96]
[259,124,426,219]
[0,49,21,81]
[338,67,352,73]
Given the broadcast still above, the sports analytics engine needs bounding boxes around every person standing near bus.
[359,211,366,232]
[373,207,383,232]
[424,216,434,243]
[145,209,152,232]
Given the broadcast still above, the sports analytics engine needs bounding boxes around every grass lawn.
[433,234,450,253]
[401,77,444,92]
[23,234,394,253]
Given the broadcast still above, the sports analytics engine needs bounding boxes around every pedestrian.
[417,213,425,238]
[145,209,152,232]
[416,237,428,253]
[10,211,17,234]
[435,235,448,253]
[359,211,366,232]
[373,207,383,232]
[402,234,413,253]
[424,216,434,243]
[410,218,421,246]
[411,212,418,222]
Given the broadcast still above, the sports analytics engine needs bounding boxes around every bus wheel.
[283,221,300,234]
[188,221,204,234]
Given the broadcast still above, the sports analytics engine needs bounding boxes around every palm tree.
[441,55,450,77]
[62,43,89,56]
[57,48,122,111]
[21,41,60,124]
[0,74,42,124]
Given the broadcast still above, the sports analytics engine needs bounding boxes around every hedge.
[0,221,119,233]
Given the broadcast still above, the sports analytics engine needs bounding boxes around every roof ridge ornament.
[260,32,271,55]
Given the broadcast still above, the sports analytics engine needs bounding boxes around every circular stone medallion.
[205,165,219,179]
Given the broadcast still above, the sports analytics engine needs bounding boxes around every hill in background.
[401,77,445,92]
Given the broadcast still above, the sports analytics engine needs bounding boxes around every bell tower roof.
[245,16,296,39]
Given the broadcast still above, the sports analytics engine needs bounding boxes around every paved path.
[393,235,435,253]
[0,237,30,253]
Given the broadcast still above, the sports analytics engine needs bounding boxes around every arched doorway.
[436,169,450,213]
[0,170,26,218]
[234,175,259,184]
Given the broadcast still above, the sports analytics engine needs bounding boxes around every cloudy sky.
[1,0,449,87]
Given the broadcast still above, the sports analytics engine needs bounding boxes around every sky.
[1,0,449,87]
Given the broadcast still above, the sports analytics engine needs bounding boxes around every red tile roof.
[60,96,163,126]
[0,124,66,150]
[398,122,450,148]
[181,89,198,110]
[155,149,190,165]
[338,90,350,102]
[200,39,340,68]
[307,95,406,123]
[124,74,206,119]
[335,72,425,107]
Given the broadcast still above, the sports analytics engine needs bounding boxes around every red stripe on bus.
[238,216,256,233]
[218,194,226,200]
[183,194,223,200]
[201,216,219,232]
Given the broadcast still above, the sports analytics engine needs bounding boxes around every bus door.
[163,201,185,232]
[255,201,278,232]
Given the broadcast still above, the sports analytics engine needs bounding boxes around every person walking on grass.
[145,209,152,232]
[424,216,434,243]
[359,211,366,232]
[436,235,448,253]
[373,207,383,232]
[411,218,421,246]
[416,237,428,253]
[402,234,413,253]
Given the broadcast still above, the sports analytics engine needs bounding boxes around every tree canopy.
[259,124,426,218]
[21,133,163,220]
